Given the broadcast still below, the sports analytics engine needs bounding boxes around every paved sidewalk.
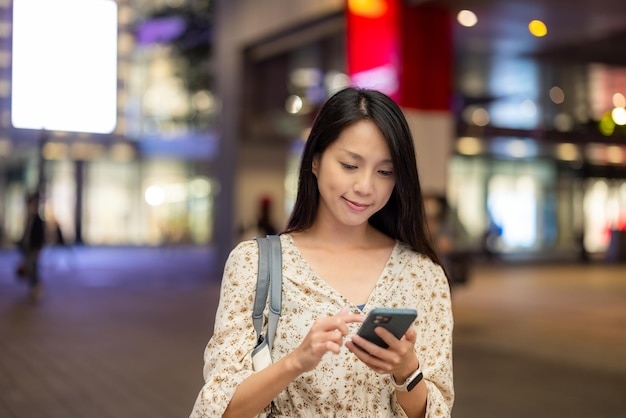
[451,262,626,418]
[1,247,626,417]
[0,246,221,418]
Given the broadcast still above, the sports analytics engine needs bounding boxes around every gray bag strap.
[252,237,270,337]
[253,235,283,351]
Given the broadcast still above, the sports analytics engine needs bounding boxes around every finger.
[346,341,392,372]
[346,340,370,358]
[332,307,365,324]
[322,317,349,337]
[324,328,345,344]
[372,326,401,349]
[402,326,417,343]
[336,306,350,316]
[327,313,365,335]
[340,313,366,325]
[350,334,387,359]
[325,340,343,355]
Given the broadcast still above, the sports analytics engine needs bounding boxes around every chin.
[340,214,372,227]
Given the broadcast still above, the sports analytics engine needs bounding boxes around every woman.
[190,87,454,417]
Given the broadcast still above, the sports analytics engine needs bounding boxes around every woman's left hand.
[345,325,419,377]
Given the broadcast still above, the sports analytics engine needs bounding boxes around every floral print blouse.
[190,234,454,417]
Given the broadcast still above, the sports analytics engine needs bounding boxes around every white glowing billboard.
[11,0,118,134]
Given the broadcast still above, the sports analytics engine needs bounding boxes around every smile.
[343,197,370,212]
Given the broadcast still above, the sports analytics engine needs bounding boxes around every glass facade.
[0,0,216,248]
[1,1,625,262]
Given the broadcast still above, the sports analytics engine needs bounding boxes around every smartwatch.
[391,367,423,392]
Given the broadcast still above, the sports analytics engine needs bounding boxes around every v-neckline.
[285,233,398,309]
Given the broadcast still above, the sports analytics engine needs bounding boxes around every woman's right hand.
[222,307,363,418]
[288,307,365,373]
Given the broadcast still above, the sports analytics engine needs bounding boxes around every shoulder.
[231,234,288,251]
[394,241,427,262]
[229,238,259,257]
[223,239,260,274]
[232,238,259,252]
[226,235,290,267]
[395,241,447,278]
[393,243,451,305]
[218,239,264,291]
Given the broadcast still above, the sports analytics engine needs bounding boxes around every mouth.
[343,197,370,212]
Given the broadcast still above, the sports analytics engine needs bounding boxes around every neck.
[298,215,378,250]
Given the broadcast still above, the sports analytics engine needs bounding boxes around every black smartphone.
[356,308,417,349]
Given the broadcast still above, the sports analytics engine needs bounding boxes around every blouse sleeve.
[419,259,455,418]
[190,240,265,417]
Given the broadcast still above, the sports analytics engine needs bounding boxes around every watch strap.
[391,367,423,392]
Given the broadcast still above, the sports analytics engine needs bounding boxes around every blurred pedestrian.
[481,213,502,260]
[191,87,454,417]
[256,195,277,237]
[16,192,46,301]
[425,195,470,286]
[238,195,278,240]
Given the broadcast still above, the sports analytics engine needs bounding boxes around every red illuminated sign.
[346,0,400,99]
[346,0,452,111]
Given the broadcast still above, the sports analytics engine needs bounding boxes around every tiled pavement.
[1,246,221,418]
[451,262,626,417]
[1,246,626,417]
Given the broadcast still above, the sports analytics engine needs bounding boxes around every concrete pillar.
[213,0,242,278]
[400,4,454,197]
[346,0,454,196]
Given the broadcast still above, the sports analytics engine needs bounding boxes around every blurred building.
[0,0,216,247]
[1,0,625,263]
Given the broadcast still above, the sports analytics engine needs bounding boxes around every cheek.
[380,183,395,202]
[317,173,339,195]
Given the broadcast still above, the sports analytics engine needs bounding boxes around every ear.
[312,154,320,177]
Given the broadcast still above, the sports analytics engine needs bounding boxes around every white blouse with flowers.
[190,234,454,418]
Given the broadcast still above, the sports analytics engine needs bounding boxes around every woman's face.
[312,120,395,229]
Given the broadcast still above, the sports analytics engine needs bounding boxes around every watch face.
[406,371,424,392]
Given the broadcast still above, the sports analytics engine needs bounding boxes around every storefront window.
[83,161,142,244]
[487,174,537,249]
[46,160,76,243]
[583,178,626,253]
[448,155,557,254]
[81,159,213,245]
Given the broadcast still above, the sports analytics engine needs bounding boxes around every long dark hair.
[284,87,445,270]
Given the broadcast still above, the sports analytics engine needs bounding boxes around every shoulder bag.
[251,235,282,418]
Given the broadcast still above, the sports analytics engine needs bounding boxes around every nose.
[353,171,373,195]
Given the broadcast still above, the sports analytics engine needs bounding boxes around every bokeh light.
[612,107,626,125]
[607,145,624,164]
[471,107,490,126]
[145,185,165,206]
[555,143,579,161]
[549,86,565,104]
[456,136,483,155]
[347,0,388,18]
[285,95,303,114]
[554,113,573,132]
[528,20,547,37]
[612,93,626,108]
[457,10,478,27]
[600,112,616,135]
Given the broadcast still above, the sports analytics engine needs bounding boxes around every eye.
[340,162,357,170]
[379,169,394,177]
